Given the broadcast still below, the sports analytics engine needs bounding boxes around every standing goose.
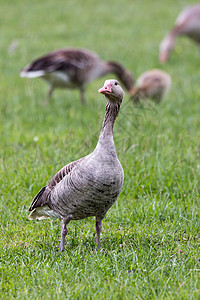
[159,4,200,63]
[20,48,134,105]
[28,79,124,252]
[131,69,171,103]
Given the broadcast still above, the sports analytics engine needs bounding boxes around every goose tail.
[28,186,52,220]
[20,69,45,78]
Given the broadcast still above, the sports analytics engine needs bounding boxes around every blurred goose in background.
[20,48,134,105]
[28,79,124,252]
[159,4,200,63]
[131,69,171,103]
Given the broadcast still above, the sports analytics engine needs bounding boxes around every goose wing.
[29,158,83,211]
[22,49,99,74]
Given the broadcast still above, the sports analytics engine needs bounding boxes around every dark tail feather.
[29,186,47,211]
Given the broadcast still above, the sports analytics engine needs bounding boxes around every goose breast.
[49,152,123,220]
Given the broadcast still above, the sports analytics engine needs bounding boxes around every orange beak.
[159,53,168,63]
[98,83,112,95]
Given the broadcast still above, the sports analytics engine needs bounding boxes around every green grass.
[0,0,200,299]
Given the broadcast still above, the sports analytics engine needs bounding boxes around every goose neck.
[98,101,121,144]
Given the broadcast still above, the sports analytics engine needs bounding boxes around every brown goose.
[20,48,133,105]
[159,4,200,63]
[131,69,171,103]
[28,79,124,252]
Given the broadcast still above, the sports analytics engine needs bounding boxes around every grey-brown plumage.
[131,69,171,103]
[20,48,133,105]
[28,79,124,252]
[159,4,200,62]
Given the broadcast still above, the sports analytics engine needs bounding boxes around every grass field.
[0,0,200,299]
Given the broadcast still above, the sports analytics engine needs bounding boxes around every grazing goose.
[159,4,200,63]
[28,79,124,252]
[131,69,171,103]
[20,48,134,105]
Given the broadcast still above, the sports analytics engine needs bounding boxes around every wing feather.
[21,49,98,74]
[29,158,83,211]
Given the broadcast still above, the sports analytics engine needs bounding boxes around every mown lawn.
[0,0,199,299]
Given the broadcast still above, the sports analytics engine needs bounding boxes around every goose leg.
[59,216,72,252]
[44,86,54,105]
[95,220,102,250]
[80,86,86,105]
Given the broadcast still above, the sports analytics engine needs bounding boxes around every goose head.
[98,79,124,103]
[159,34,175,63]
